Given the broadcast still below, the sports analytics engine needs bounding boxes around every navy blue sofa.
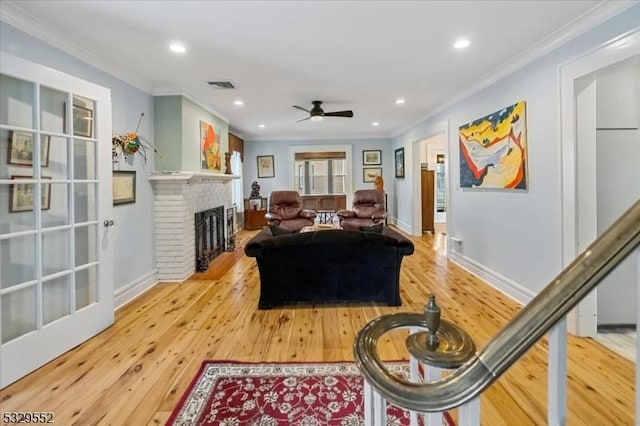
[244,226,414,309]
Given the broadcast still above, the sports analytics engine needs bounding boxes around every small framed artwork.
[395,147,405,178]
[363,150,382,165]
[113,170,136,205]
[9,175,51,213]
[257,155,275,178]
[73,104,94,138]
[363,167,382,183]
[8,131,50,167]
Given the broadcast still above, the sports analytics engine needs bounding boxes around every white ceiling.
[1,1,631,140]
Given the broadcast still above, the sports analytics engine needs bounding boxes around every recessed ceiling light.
[169,42,186,53]
[372,122,380,126]
[258,124,266,128]
[234,100,244,106]
[453,39,471,49]
[395,98,405,105]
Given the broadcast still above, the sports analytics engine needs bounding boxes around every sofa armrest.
[299,209,317,219]
[244,227,274,257]
[336,209,355,218]
[382,227,415,256]
[264,212,282,224]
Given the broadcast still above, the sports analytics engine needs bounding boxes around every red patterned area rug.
[167,361,455,426]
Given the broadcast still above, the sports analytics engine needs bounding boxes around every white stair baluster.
[548,319,567,426]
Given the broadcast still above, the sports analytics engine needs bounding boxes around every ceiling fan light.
[310,115,323,122]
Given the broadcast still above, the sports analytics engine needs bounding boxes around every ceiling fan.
[293,100,354,122]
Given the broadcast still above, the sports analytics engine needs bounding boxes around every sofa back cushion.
[269,224,296,236]
[359,223,384,233]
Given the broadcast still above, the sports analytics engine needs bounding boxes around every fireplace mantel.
[149,171,240,182]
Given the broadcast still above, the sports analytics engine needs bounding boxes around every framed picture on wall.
[362,150,382,165]
[8,131,50,167]
[363,167,382,183]
[113,170,136,205]
[257,155,275,178]
[9,175,51,213]
[395,147,405,178]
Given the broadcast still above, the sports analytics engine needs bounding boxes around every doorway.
[411,121,449,238]
[418,135,447,234]
[560,30,640,340]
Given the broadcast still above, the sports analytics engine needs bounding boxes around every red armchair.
[337,189,386,231]
[265,190,317,232]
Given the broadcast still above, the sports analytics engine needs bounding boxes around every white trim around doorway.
[559,28,640,336]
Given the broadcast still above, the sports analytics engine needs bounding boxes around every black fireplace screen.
[194,206,225,272]
[226,206,236,251]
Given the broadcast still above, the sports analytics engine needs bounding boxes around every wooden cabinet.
[300,194,347,211]
[244,198,267,230]
[421,169,435,233]
[245,209,267,230]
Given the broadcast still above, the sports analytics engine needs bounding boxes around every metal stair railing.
[354,200,640,417]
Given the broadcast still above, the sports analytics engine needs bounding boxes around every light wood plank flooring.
[0,228,635,425]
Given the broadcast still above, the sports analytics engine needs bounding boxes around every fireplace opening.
[195,206,225,272]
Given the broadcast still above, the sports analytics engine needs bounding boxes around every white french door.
[0,53,114,388]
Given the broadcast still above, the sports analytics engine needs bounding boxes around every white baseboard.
[390,217,412,234]
[449,252,536,305]
[114,270,159,311]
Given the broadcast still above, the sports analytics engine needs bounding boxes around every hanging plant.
[112,112,162,163]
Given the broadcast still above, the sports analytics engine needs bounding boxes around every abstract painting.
[459,101,528,189]
[200,120,221,171]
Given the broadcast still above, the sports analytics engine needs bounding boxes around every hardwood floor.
[595,329,636,363]
[0,228,634,425]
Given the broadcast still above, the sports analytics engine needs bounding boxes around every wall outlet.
[449,237,463,254]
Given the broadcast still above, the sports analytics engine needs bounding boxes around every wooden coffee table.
[300,223,342,233]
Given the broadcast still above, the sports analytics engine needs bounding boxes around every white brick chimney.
[150,172,238,281]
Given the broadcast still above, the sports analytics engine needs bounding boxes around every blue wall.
[243,138,395,216]
[1,22,156,294]
[392,5,640,296]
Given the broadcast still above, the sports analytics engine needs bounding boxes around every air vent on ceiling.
[207,80,235,89]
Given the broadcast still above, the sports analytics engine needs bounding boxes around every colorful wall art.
[459,101,528,189]
[200,120,221,171]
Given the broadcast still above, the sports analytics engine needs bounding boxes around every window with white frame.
[294,151,346,195]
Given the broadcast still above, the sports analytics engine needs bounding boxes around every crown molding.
[1,1,153,94]
[392,0,638,139]
[244,134,393,143]
[152,89,230,124]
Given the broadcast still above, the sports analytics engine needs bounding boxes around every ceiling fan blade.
[293,105,310,113]
[297,116,311,122]
[324,110,354,118]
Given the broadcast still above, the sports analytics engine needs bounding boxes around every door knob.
[103,219,115,227]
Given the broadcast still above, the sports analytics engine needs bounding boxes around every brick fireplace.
[150,172,237,281]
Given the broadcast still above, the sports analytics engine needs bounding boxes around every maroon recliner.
[264,190,316,232]
[337,189,386,231]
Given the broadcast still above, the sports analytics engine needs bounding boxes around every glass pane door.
[0,53,113,388]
